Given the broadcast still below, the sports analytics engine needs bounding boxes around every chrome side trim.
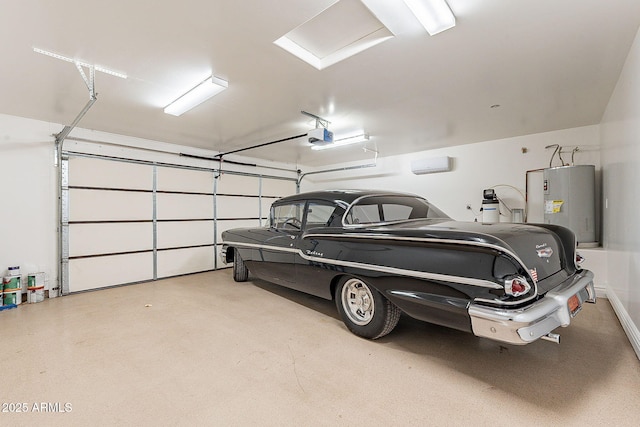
[303,232,538,301]
[223,241,299,254]
[223,240,503,289]
[298,251,502,289]
[473,296,536,306]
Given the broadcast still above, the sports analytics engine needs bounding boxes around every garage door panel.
[69,223,153,257]
[216,195,259,219]
[157,221,214,248]
[262,178,295,197]
[69,157,153,190]
[216,174,259,195]
[261,197,279,217]
[157,247,214,278]
[69,252,153,292]
[66,155,294,291]
[70,189,152,221]
[157,193,213,220]
[157,167,213,193]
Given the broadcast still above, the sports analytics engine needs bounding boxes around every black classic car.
[221,190,595,345]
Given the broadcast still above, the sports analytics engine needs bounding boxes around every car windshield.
[344,195,449,225]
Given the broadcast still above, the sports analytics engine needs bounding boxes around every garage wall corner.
[0,113,60,294]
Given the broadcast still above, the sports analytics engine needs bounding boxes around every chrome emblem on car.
[529,268,538,283]
[536,246,553,258]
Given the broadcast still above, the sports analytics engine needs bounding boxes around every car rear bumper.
[468,270,596,345]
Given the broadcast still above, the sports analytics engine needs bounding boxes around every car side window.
[344,195,450,225]
[382,204,413,221]
[346,204,380,224]
[305,202,338,229]
[272,203,304,231]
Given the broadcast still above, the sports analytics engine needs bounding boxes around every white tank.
[543,165,597,246]
[481,199,500,223]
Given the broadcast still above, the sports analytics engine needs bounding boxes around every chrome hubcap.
[341,278,375,326]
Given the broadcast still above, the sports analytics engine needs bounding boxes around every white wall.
[301,125,601,223]
[600,26,640,358]
[0,114,59,292]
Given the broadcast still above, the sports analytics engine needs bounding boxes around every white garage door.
[63,153,295,293]
[215,173,294,268]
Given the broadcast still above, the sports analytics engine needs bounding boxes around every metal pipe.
[545,144,560,168]
[571,147,579,165]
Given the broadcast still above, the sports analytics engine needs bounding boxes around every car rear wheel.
[335,276,401,339]
[233,251,249,282]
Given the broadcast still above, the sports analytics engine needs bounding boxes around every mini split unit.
[410,156,452,174]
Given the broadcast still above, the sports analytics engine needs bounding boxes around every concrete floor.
[1,270,639,426]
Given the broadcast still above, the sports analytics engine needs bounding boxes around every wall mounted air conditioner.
[410,156,452,175]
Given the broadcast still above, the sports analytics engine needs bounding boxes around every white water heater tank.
[543,165,596,246]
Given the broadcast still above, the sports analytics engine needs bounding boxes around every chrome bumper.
[468,270,596,345]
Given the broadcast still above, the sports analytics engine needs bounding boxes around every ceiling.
[1,0,640,167]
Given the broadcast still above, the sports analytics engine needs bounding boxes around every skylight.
[274,0,394,70]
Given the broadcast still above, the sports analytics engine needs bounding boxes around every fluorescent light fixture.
[163,76,228,116]
[402,0,456,35]
[311,132,370,150]
[33,47,127,79]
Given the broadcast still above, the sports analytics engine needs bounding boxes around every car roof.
[275,190,422,206]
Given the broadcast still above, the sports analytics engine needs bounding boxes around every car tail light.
[504,275,531,297]
[576,252,585,266]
